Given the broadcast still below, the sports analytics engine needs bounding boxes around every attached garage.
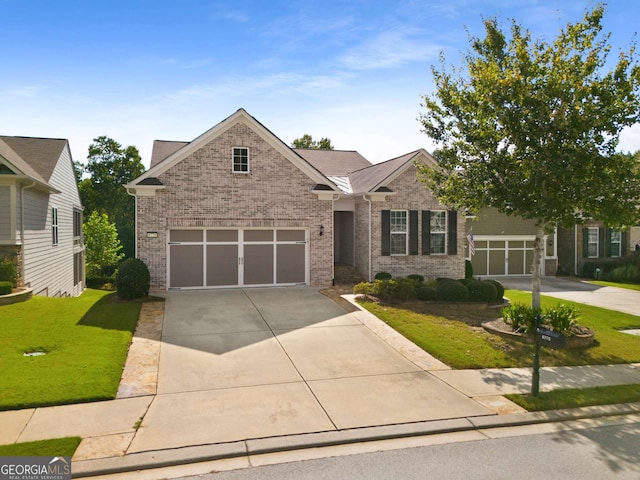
[168,229,308,289]
[471,238,535,276]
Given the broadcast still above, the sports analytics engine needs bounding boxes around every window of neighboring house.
[430,210,447,254]
[390,210,408,255]
[52,207,59,246]
[232,147,249,173]
[74,252,83,285]
[587,227,599,258]
[610,230,622,257]
[73,208,82,245]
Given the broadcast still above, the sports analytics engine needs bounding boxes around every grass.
[506,384,640,411]
[587,280,640,291]
[0,437,81,456]
[0,289,141,411]
[360,290,640,369]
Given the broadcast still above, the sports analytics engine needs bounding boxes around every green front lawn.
[587,280,640,291]
[361,290,640,369]
[506,384,640,411]
[0,290,140,411]
[0,437,81,457]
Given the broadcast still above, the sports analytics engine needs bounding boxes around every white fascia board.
[133,109,338,190]
[126,185,166,197]
[370,149,436,193]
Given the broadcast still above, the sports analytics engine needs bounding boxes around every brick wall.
[136,122,333,289]
[354,164,465,281]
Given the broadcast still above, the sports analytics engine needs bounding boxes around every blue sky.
[1,0,639,167]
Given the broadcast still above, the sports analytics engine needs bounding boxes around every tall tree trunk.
[531,224,545,310]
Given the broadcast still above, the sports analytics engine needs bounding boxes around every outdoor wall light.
[319,225,324,236]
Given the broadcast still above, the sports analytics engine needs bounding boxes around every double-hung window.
[429,210,446,254]
[232,147,249,173]
[586,227,599,258]
[52,207,59,246]
[610,230,622,257]
[390,210,407,255]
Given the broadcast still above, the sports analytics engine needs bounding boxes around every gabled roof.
[150,140,189,168]
[293,149,371,176]
[348,149,436,194]
[0,136,67,192]
[129,108,337,190]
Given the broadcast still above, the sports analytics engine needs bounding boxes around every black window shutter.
[582,228,589,258]
[381,210,391,256]
[599,227,605,258]
[422,210,431,255]
[447,210,457,255]
[409,210,419,255]
[621,230,629,254]
[604,228,611,257]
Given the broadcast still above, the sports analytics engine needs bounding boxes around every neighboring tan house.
[466,208,630,277]
[0,136,84,296]
[126,108,465,290]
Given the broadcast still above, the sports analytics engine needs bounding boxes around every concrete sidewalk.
[1,287,639,478]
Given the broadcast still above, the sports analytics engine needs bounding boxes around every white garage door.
[168,229,307,289]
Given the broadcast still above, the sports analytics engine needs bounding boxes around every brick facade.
[136,122,333,289]
[354,164,465,281]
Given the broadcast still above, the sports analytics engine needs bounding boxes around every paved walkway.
[1,282,639,477]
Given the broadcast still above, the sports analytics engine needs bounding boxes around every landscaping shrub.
[502,303,540,334]
[376,278,418,301]
[0,259,17,287]
[374,272,392,280]
[115,258,150,300]
[416,285,438,301]
[608,264,640,283]
[465,259,473,279]
[467,280,498,303]
[0,281,12,295]
[407,274,424,283]
[353,281,376,295]
[485,279,505,301]
[438,280,469,302]
[544,304,580,334]
[86,276,116,290]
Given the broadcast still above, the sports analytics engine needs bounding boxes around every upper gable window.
[232,147,249,173]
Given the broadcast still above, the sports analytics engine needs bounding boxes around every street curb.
[72,402,640,478]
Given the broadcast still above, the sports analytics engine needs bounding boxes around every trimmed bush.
[485,279,505,301]
[0,281,12,295]
[374,272,392,281]
[0,259,17,287]
[353,281,375,295]
[407,274,424,283]
[467,280,498,303]
[115,258,150,300]
[438,280,469,302]
[416,285,438,301]
[465,259,473,279]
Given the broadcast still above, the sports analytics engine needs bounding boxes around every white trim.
[232,146,250,174]
[390,209,408,256]
[128,109,337,191]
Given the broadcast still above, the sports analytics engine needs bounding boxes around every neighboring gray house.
[126,108,465,290]
[0,136,84,297]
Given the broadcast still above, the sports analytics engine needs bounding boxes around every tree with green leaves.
[84,211,124,277]
[291,134,334,149]
[418,4,640,309]
[79,136,145,259]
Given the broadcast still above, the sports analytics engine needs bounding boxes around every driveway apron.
[128,288,490,453]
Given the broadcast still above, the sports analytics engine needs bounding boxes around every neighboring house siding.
[22,146,83,297]
[136,122,334,289]
[361,165,465,280]
[0,184,13,241]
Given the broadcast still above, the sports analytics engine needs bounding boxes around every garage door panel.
[244,244,274,285]
[508,250,525,275]
[276,244,305,284]
[170,245,203,287]
[207,245,239,286]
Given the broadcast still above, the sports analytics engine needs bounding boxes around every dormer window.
[232,147,249,173]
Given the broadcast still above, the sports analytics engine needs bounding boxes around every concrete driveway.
[499,277,640,317]
[128,287,491,453]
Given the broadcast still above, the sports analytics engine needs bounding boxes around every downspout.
[331,194,340,285]
[364,194,372,282]
[20,181,36,286]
